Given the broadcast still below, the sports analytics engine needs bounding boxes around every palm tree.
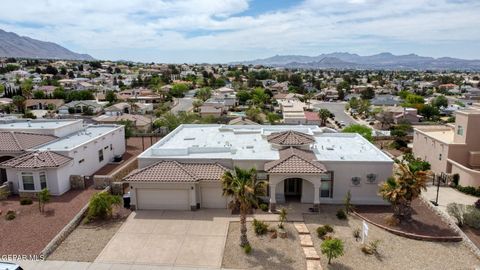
[318,108,331,126]
[221,167,266,247]
[379,162,428,222]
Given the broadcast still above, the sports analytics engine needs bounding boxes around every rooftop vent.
[326,146,334,150]
[246,145,254,149]
[184,137,195,141]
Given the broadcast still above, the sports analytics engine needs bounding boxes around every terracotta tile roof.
[265,147,326,174]
[0,151,72,169]
[0,132,57,153]
[124,160,229,182]
[267,130,315,146]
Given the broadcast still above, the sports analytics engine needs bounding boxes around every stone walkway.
[294,222,322,270]
[423,185,478,213]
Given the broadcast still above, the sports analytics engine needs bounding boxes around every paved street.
[310,101,357,126]
[170,97,193,114]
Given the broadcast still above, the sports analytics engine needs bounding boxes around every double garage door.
[136,185,227,210]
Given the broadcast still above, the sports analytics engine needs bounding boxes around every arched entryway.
[283,178,303,202]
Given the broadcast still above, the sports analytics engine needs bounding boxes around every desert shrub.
[321,238,344,264]
[252,219,269,235]
[317,224,334,239]
[259,203,269,212]
[5,210,16,220]
[385,215,399,226]
[361,240,381,255]
[456,185,480,197]
[85,192,121,223]
[451,173,460,187]
[243,243,252,254]
[336,209,347,220]
[20,197,33,205]
[464,206,480,229]
[446,203,467,226]
[352,228,361,241]
[475,199,480,209]
[278,208,287,229]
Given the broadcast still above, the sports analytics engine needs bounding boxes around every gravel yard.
[0,188,97,255]
[222,221,306,270]
[304,205,480,270]
[48,207,130,262]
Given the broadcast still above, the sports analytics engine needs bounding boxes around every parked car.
[0,262,24,270]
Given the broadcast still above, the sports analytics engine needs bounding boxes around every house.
[199,105,223,118]
[228,117,259,125]
[413,105,480,187]
[304,111,321,125]
[371,95,401,106]
[93,114,152,132]
[0,120,125,196]
[278,100,307,124]
[104,102,153,116]
[58,100,103,114]
[125,125,393,211]
[268,81,289,93]
[393,108,423,124]
[25,99,64,110]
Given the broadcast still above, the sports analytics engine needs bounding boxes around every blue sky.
[1,0,480,63]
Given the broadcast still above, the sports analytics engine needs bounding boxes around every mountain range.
[0,29,94,61]
[234,52,480,71]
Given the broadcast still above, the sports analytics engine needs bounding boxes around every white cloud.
[1,0,479,61]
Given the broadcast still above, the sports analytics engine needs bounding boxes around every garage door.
[137,189,189,210]
[201,186,227,208]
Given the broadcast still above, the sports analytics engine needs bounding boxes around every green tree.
[266,112,281,125]
[246,106,263,123]
[379,162,428,222]
[432,95,448,108]
[12,95,26,113]
[85,192,121,222]
[321,238,344,264]
[192,99,204,112]
[53,87,66,99]
[38,188,51,213]
[221,167,266,247]
[170,83,189,98]
[33,90,45,99]
[318,108,331,126]
[195,87,212,101]
[251,87,269,107]
[21,79,33,99]
[236,90,252,105]
[342,124,373,142]
[105,90,117,104]
[361,87,375,100]
[0,84,4,95]
[418,104,439,121]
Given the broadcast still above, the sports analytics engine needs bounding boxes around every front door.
[284,178,302,200]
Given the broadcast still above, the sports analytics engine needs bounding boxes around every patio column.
[269,182,276,212]
[313,182,320,212]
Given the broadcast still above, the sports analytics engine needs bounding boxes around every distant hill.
[233,52,480,71]
[0,29,94,61]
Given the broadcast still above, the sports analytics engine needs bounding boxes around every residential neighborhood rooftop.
[0,119,80,130]
[140,124,392,162]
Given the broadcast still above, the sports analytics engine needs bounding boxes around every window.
[439,153,442,160]
[39,172,47,189]
[320,172,333,198]
[457,125,464,135]
[22,172,35,190]
[98,149,104,162]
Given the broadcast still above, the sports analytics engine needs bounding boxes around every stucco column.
[269,182,276,212]
[313,183,320,212]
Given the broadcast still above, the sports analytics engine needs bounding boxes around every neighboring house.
[371,95,401,106]
[58,100,103,114]
[25,99,64,110]
[199,105,223,117]
[104,102,153,116]
[278,100,307,124]
[0,120,125,196]
[125,124,393,211]
[93,114,152,132]
[393,108,423,124]
[268,81,289,93]
[228,117,259,125]
[304,111,321,125]
[413,106,480,187]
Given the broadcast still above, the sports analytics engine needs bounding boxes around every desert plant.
[222,167,266,247]
[464,206,480,229]
[323,224,334,233]
[259,203,269,212]
[451,173,460,187]
[344,190,353,214]
[361,240,381,255]
[243,243,252,254]
[336,209,347,220]
[85,192,121,222]
[316,225,334,239]
[379,162,428,222]
[278,208,287,229]
[475,199,480,209]
[321,238,344,264]
[252,219,269,235]
[446,203,467,227]
[38,188,51,213]
[353,228,361,241]
[5,210,16,220]
[20,197,33,205]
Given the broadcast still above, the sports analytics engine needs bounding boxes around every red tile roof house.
[0,120,125,196]
[125,124,393,211]
[304,111,321,125]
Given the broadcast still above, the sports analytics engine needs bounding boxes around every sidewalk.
[422,185,478,213]
[9,260,234,270]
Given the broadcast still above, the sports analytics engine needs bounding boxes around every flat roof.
[0,119,80,130]
[36,125,122,151]
[139,124,391,162]
[416,128,454,144]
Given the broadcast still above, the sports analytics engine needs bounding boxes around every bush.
[20,197,33,205]
[243,243,252,254]
[252,219,269,235]
[259,203,268,212]
[451,173,460,187]
[336,209,347,220]
[5,210,16,220]
[446,203,467,226]
[85,192,121,223]
[361,240,381,255]
[353,228,360,241]
[464,206,480,229]
[475,199,480,209]
[456,185,480,197]
[316,224,334,239]
[321,238,344,264]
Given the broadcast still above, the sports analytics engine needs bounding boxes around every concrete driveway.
[95,210,230,268]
